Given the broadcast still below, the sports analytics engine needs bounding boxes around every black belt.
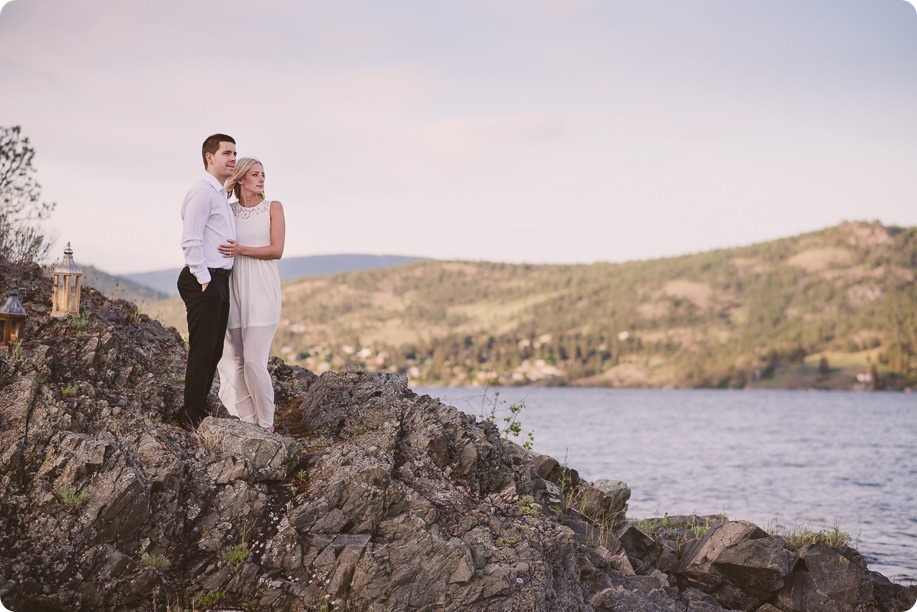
[208,267,232,279]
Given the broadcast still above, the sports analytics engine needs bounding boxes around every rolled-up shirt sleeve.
[180,186,212,285]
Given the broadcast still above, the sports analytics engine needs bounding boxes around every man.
[177,133,237,429]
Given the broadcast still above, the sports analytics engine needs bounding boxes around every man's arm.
[180,185,212,287]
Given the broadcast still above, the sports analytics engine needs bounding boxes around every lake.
[414,386,916,586]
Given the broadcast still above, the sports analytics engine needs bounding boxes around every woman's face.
[242,163,265,193]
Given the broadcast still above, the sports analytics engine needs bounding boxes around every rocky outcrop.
[1,257,915,611]
[633,515,916,612]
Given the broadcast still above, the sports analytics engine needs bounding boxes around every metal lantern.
[51,242,84,318]
[0,288,27,346]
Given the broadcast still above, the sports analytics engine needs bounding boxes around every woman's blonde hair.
[224,157,265,202]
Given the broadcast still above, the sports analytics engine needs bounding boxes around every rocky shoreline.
[1,258,915,611]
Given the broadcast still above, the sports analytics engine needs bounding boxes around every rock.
[591,571,684,612]
[681,587,724,612]
[198,416,300,483]
[713,535,798,599]
[575,479,630,529]
[869,570,917,612]
[677,520,769,590]
[772,542,904,612]
[532,453,562,481]
[529,451,581,493]
[592,542,636,575]
[618,523,663,568]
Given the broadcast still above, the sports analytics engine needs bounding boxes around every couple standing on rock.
[177,133,286,433]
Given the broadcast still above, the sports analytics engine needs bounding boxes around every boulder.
[713,535,798,599]
[676,521,769,590]
[575,479,630,529]
[198,416,300,483]
[772,543,917,612]
[618,523,663,568]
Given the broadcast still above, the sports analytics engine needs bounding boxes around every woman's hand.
[219,239,242,258]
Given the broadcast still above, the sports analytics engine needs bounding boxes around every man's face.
[207,142,237,181]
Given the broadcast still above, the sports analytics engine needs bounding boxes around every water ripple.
[420,386,917,585]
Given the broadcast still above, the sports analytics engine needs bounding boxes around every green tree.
[0,125,56,262]
[883,284,917,382]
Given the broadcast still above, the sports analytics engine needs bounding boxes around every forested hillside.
[146,221,916,389]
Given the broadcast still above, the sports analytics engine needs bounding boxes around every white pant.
[217,324,277,429]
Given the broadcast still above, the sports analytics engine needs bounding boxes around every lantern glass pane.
[54,276,64,311]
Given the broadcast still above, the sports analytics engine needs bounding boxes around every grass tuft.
[223,538,250,574]
[57,486,88,510]
[141,552,171,570]
[61,384,79,397]
[197,591,227,608]
[783,522,851,548]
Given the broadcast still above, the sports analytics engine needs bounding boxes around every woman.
[216,157,285,432]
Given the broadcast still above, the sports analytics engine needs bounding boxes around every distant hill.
[146,222,916,390]
[124,254,429,296]
[78,264,170,303]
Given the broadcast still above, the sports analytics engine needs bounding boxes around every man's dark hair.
[202,133,236,168]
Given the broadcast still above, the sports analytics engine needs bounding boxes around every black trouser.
[177,266,231,427]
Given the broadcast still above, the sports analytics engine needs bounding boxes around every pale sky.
[1,0,916,274]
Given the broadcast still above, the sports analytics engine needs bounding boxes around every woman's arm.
[218,201,286,260]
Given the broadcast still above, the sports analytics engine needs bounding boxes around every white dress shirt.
[180,172,237,285]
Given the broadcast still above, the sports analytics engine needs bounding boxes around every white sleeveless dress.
[226,199,281,328]
[217,199,281,428]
